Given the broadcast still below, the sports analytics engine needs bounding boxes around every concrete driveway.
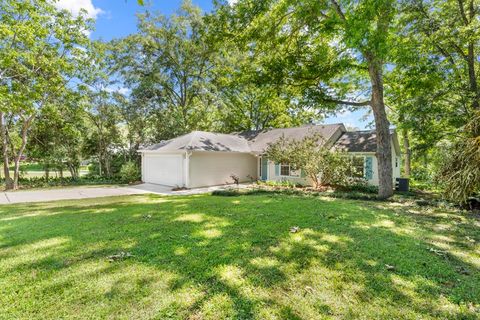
[0,183,249,205]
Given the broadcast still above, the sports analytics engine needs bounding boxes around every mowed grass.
[0,194,478,319]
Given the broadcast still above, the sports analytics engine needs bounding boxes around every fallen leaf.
[290,226,300,233]
[385,264,395,271]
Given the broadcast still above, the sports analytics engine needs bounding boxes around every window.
[351,156,365,178]
[280,164,300,177]
[395,157,399,168]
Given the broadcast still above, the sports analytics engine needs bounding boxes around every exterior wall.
[350,141,402,186]
[262,158,310,185]
[188,152,257,188]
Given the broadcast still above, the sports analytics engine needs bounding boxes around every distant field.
[8,163,89,179]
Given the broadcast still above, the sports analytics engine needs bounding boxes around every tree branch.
[329,0,347,21]
[324,99,371,106]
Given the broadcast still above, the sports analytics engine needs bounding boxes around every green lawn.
[0,194,478,319]
[7,162,89,178]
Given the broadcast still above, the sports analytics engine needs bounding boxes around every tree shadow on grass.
[0,193,478,319]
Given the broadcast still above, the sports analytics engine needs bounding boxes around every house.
[138,123,401,188]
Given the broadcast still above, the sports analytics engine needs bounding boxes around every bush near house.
[119,161,141,183]
[266,133,360,188]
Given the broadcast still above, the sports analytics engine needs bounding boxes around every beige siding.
[188,152,257,188]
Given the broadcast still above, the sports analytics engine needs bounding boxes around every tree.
[0,0,91,189]
[266,133,356,188]
[386,0,480,194]
[211,41,319,132]
[28,95,87,180]
[214,0,397,198]
[113,1,218,142]
[438,111,480,204]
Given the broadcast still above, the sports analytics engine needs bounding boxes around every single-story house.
[138,123,401,188]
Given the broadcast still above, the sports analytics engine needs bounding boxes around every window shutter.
[275,163,280,176]
[365,156,373,180]
[301,169,306,178]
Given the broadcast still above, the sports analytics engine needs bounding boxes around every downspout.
[141,152,145,182]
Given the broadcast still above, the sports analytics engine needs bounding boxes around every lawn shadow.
[0,193,478,319]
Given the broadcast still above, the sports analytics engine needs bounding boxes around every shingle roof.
[333,130,397,153]
[139,124,398,154]
[141,131,252,153]
[241,124,345,153]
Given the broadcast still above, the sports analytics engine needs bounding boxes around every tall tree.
[214,0,397,198]
[0,0,90,189]
[211,41,320,131]
[113,1,218,142]
[385,0,479,195]
[81,41,124,177]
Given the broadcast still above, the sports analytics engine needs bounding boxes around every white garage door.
[143,154,184,187]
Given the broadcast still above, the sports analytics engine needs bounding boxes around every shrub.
[119,162,141,183]
[0,176,123,191]
[265,132,358,188]
[437,111,480,204]
[336,183,378,194]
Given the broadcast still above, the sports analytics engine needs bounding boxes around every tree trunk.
[12,115,34,190]
[12,158,21,190]
[366,53,393,199]
[45,164,50,181]
[402,128,411,177]
[0,112,13,190]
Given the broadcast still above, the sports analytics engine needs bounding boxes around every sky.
[54,0,373,130]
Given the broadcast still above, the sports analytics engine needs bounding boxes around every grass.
[0,193,478,319]
[5,162,89,179]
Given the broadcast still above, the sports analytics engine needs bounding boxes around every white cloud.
[105,86,130,95]
[53,0,103,19]
[228,0,239,5]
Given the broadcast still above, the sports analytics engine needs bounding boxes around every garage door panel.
[144,154,184,186]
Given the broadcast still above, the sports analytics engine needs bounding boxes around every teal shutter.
[261,157,268,180]
[301,169,306,178]
[365,156,373,180]
[275,163,280,176]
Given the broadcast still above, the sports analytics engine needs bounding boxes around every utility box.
[396,178,409,192]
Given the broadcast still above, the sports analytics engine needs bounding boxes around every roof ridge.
[252,123,341,133]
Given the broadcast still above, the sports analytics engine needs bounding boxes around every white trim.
[141,153,145,182]
[279,163,300,178]
[184,151,191,188]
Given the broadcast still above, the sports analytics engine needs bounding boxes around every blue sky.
[55,0,372,130]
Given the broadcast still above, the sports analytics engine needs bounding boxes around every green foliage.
[336,183,379,194]
[438,112,480,204]
[0,176,122,191]
[266,133,358,188]
[113,1,218,141]
[0,0,91,189]
[119,161,141,183]
[213,0,397,198]
[260,180,303,188]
